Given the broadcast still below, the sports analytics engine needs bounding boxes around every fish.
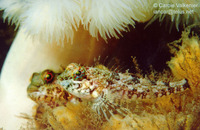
[27,69,75,108]
[55,63,190,120]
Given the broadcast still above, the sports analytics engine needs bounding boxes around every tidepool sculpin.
[27,70,73,107]
[27,63,190,120]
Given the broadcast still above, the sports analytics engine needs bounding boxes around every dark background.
[0,11,17,73]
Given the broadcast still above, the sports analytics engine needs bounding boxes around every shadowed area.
[0,11,16,73]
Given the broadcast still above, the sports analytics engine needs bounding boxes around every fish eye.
[42,70,55,83]
[76,70,81,76]
[72,67,86,81]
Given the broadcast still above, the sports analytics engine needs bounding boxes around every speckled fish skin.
[57,63,190,101]
[56,63,190,120]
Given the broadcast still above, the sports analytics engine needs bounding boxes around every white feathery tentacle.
[0,0,82,44]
